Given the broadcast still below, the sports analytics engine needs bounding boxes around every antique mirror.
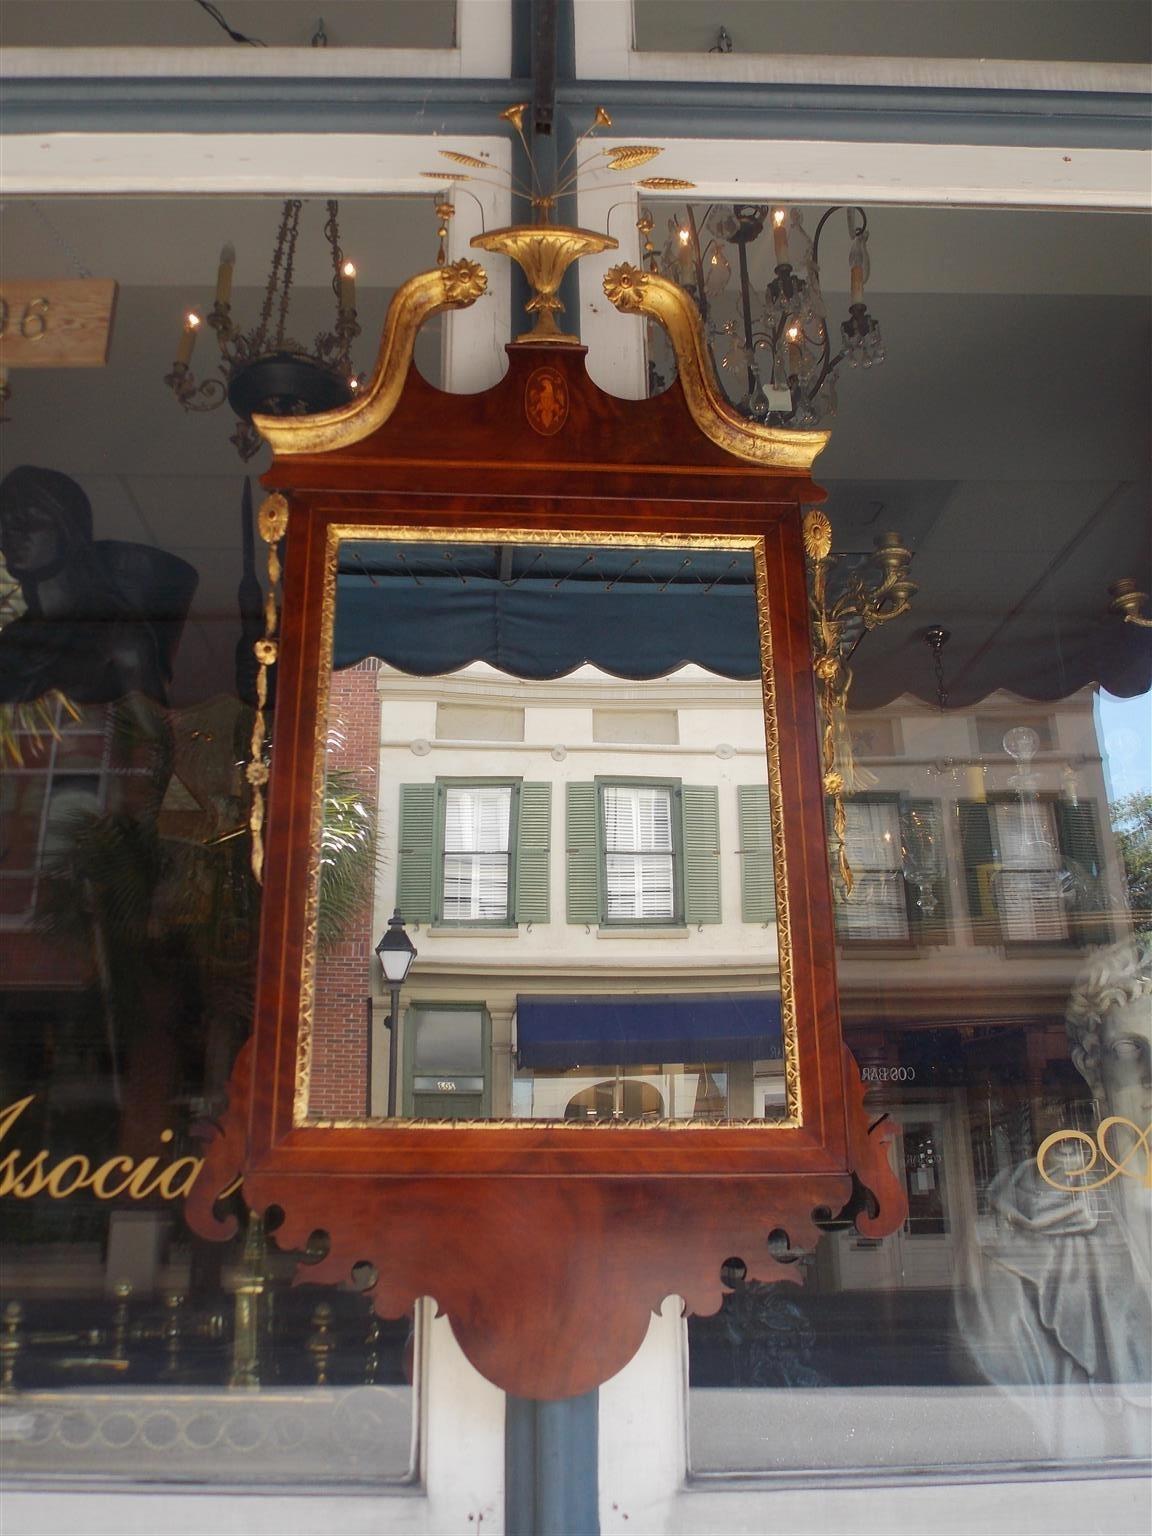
[189,250,904,1399]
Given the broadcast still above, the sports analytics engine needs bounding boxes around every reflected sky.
[1097,689,1152,799]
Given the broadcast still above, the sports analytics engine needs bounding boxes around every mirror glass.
[302,537,791,1125]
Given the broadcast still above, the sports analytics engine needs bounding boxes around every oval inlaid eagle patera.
[525,366,569,436]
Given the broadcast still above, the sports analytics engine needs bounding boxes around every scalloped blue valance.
[332,542,762,680]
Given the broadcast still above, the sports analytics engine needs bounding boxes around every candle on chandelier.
[786,321,802,379]
[340,261,357,313]
[214,243,236,308]
[772,208,789,265]
[176,311,201,367]
[849,227,868,305]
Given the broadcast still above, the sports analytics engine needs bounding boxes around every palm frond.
[1,692,81,767]
[317,767,380,951]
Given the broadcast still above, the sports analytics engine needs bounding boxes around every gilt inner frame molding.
[296,521,802,1132]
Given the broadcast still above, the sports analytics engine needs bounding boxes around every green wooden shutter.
[957,799,998,943]
[515,782,552,924]
[899,798,948,941]
[1055,799,1110,946]
[396,783,436,923]
[738,783,776,923]
[681,784,722,924]
[565,782,600,923]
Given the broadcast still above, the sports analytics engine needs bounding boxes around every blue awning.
[514,993,782,1070]
[331,543,762,680]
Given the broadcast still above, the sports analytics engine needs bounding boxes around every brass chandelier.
[641,202,884,428]
[164,199,362,462]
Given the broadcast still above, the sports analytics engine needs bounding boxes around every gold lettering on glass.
[0,1094,240,1203]
[1036,1117,1152,1192]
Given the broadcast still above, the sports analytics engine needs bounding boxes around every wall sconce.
[804,510,917,893]
[1108,577,1152,629]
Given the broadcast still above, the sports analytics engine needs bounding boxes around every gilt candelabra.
[804,510,917,892]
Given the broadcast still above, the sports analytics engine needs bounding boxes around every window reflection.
[310,540,789,1125]
[689,682,1152,1473]
[0,399,416,1485]
[442,783,514,923]
[1,1,460,50]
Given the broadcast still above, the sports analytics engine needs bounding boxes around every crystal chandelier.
[641,203,884,427]
[164,199,362,462]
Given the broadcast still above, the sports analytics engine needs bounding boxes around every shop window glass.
[683,205,1151,1479]
[1,1,458,50]
[631,0,1151,65]
[0,194,422,1486]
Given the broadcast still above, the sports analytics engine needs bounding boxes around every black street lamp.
[375,909,417,1117]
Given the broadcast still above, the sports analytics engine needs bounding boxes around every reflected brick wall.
[309,660,380,1117]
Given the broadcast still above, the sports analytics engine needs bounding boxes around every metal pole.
[506,1391,600,1535]
[737,233,758,405]
[365,992,373,1117]
[386,982,402,1117]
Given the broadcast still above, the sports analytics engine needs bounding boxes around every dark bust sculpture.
[0,465,198,707]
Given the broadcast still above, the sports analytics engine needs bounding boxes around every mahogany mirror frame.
[189,262,905,1399]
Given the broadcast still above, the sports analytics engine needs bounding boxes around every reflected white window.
[442,785,512,921]
[992,800,1069,941]
[602,783,675,921]
[837,800,908,940]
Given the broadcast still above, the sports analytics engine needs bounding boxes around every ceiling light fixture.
[639,202,884,428]
[164,199,362,462]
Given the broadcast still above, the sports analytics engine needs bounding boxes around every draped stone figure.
[957,935,1152,1457]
